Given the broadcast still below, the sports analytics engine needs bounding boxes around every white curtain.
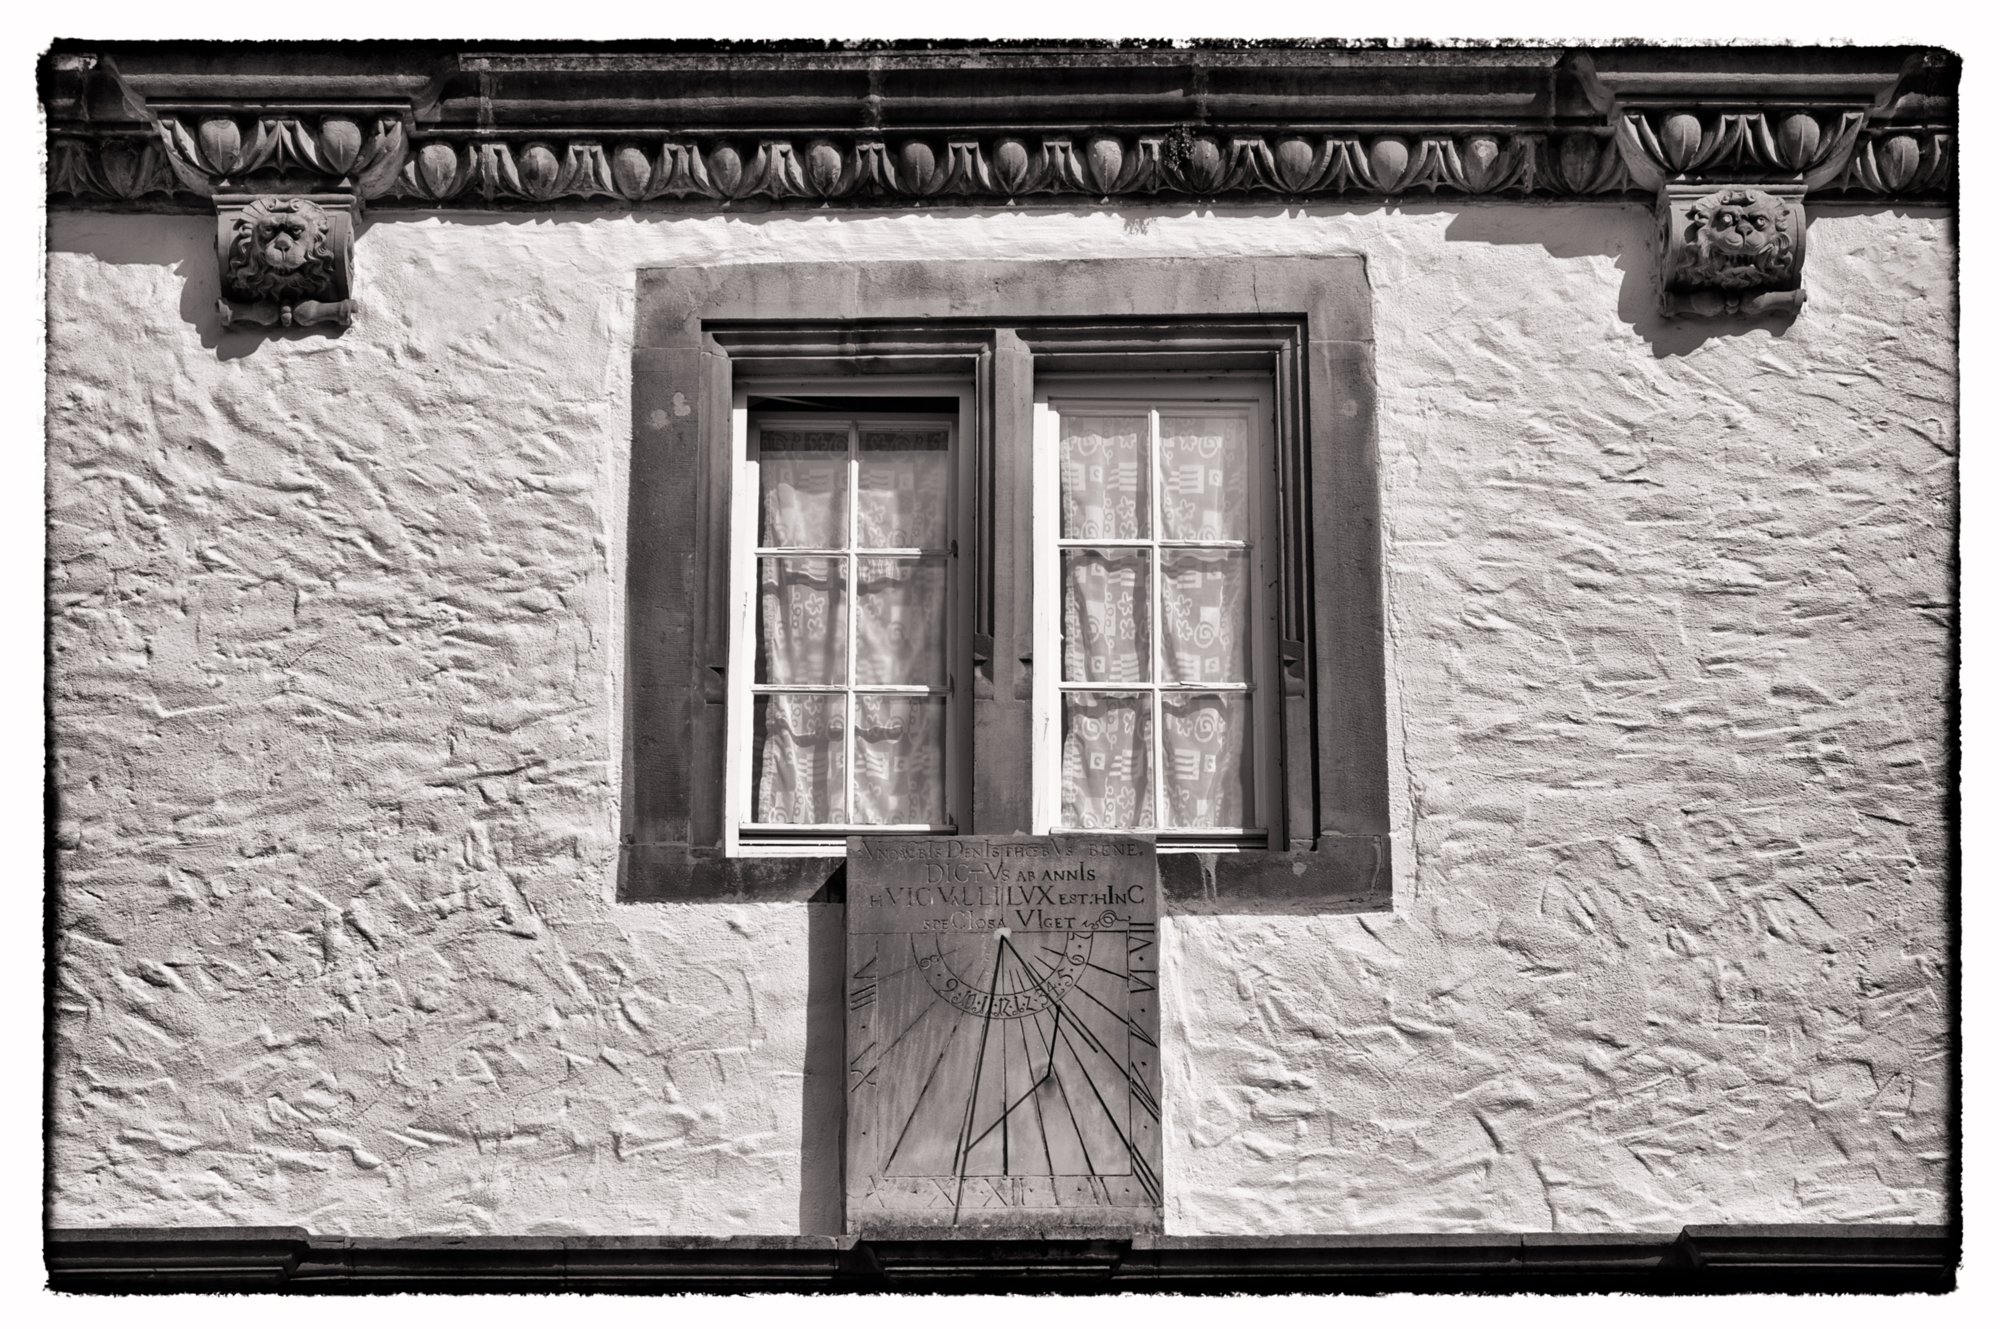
[752,426,949,826]
[852,696,945,825]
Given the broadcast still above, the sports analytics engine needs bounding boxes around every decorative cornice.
[38,44,1956,329]
[43,44,1956,210]
[47,118,1958,210]
[45,1224,1956,1293]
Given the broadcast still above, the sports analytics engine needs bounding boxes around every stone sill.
[46,1224,1955,1294]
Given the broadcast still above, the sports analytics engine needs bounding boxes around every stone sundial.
[843,834,1162,1233]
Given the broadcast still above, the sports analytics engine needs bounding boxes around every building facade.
[42,42,1956,1290]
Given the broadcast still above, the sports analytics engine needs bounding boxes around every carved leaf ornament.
[386,132,1574,205]
[1617,110,1865,187]
[156,115,407,196]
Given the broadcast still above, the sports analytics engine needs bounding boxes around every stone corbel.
[137,100,410,332]
[214,193,356,328]
[1611,112,1857,318]
[1573,51,1917,320]
[1655,181,1806,318]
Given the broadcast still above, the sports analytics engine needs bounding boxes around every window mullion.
[845,420,858,825]
[1149,407,1165,833]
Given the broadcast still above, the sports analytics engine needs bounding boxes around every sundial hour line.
[1021,946,1134,1032]
[956,941,1062,1157]
[949,936,1007,1221]
[1038,942,1130,991]
[1018,958,1161,1126]
[1043,1010,1098,1179]
[1018,1011,1059,1186]
[862,992,942,1084]
[1005,965,1111,1180]
[1015,945,1128,1044]
[1054,1023,1160,1203]
[882,1006,968,1173]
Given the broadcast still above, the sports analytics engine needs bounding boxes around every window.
[625,258,1389,906]
[1033,386,1279,846]
[726,396,971,852]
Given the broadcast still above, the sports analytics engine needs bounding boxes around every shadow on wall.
[800,898,847,1235]
[1437,204,1801,360]
[53,199,1946,363]
[47,212,348,362]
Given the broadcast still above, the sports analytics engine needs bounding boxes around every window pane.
[1060,415,1148,539]
[1161,693,1254,829]
[1160,414,1250,541]
[752,694,847,824]
[857,428,950,548]
[853,696,947,825]
[1061,692,1154,830]
[756,556,847,684]
[1061,548,1151,683]
[1160,549,1251,684]
[855,556,947,686]
[758,429,847,548]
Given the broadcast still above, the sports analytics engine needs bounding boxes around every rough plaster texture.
[46,203,1953,1236]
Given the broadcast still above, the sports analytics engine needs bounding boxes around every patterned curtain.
[1161,693,1252,828]
[852,696,945,825]
[1058,410,1257,831]
[754,693,846,824]
[1061,692,1153,830]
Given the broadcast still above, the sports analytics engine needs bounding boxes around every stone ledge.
[45,1224,1956,1293]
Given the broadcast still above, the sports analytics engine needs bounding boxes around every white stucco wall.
[45,202,1953,1235]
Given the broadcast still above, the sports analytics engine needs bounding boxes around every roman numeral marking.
[849,1040,879,1089]
[1126,925,1156,995]
[849,955,879,1011]
[1127,1062,1161,1120]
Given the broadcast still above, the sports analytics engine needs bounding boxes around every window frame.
[726,384,977,854]
[626,258,1388,909]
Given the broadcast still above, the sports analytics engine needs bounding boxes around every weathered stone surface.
[46,201,1951,1234]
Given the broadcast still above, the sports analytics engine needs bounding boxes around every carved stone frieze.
[48,135,181,202]
[214,194,355,329]
[386,129,1627,204]
[153,114,409,199]
[48,123,1955,211]
[51,128,1634,207]
[1612,110,1866,192]
[1828,130,1955,197]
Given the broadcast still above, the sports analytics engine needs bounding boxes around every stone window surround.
[623,257,1389,909]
